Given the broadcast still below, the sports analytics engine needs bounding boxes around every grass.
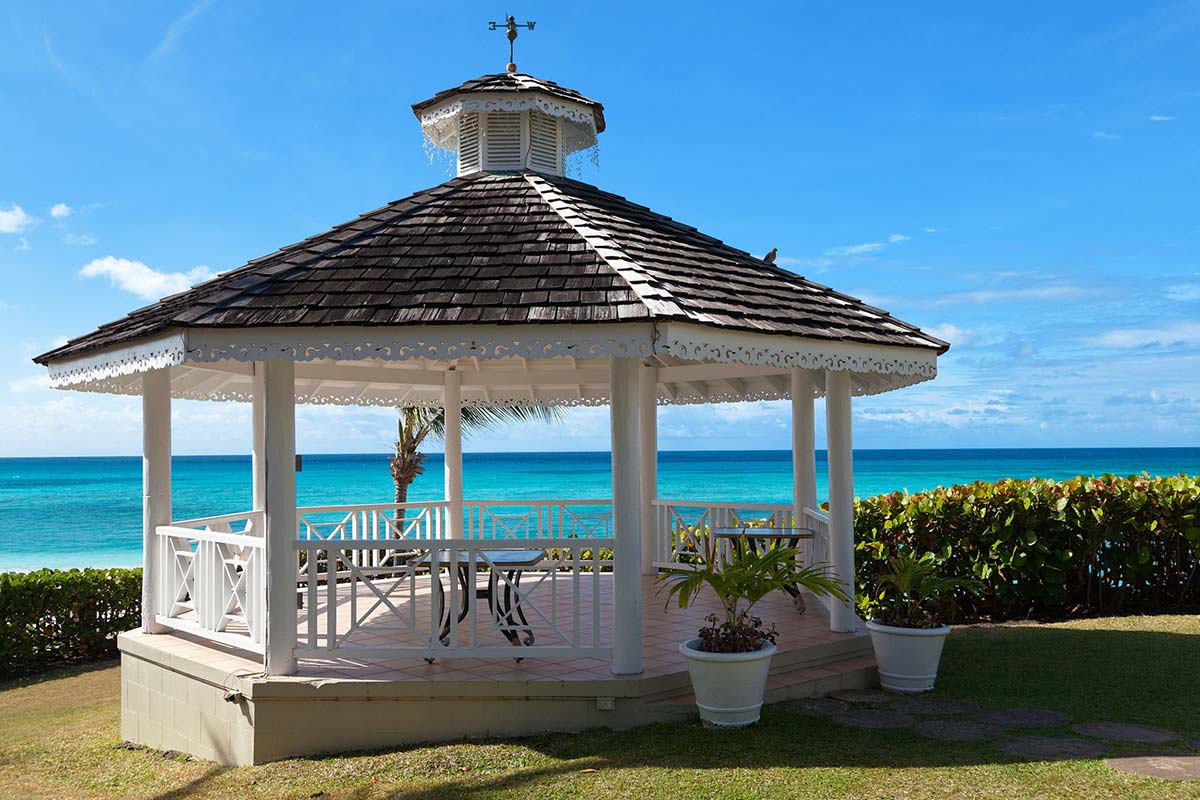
[1,615,1198,799]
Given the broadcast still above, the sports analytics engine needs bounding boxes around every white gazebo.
[37,67,945,764]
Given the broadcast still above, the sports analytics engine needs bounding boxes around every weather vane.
[489,15,536,73]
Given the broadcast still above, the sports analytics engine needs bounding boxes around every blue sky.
[1,1,1198,457]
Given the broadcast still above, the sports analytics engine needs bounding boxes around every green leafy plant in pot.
[658,536,847,728]
[864,550,981,693]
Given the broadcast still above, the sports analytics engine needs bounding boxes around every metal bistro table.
[712,527,816,613]
[416,549,545,659]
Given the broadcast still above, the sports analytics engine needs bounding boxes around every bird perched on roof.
[763,247,777,264]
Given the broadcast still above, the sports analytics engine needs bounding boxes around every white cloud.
[8,374,50,393]
[152,0,215,59]
[50,203,71,219]
[825,242,885,256]
[1165,283,1200,302]
[1091,321,1200,349]
[924,227,940,233]
[0,205,35,234]
[1092,130,1123,140]
[15,237,31,252]
[888,234,910,243]
[931,285,1086,305]
[64,233,98,246]
[1149,115,1176,122]
[80,256,216,301]
[926,323,976,347]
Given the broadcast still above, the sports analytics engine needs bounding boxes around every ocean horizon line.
[4,445,1200,461]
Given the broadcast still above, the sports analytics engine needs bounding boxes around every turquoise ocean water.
[1,448,1198,571]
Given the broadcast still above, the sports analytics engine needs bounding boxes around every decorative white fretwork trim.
[419,93,599,155]
[43,323,939,402]
[45,333,187,389]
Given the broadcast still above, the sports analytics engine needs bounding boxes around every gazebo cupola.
[412,72,605,177]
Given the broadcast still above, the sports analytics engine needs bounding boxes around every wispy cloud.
[8,374,50,393]
[80,256,216,300]
[64,233,98,246]
[1149,114,1177,122]
[931,285,1086,306]
[1165,283,1200,302]
[1091,320,1200,349]
[825,242,885,256]
[15,238,31,253]
[1092,130,1123,140]
[926,323,976,347]
[152,0,216,60]
[924,227,940,233]
[0,205,36,234]
[888,233,910,243]
[50,203,71,220]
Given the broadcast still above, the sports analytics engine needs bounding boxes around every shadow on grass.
[148,766,230,800]
[0,658,119,690]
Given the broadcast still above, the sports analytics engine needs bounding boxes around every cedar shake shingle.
[35,172,946,365]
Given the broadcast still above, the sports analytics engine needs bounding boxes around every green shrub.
[855,474,1200,624]
[0,568,142,678]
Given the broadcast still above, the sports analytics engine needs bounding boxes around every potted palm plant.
[658,536,847,728]
[865,550,981,693]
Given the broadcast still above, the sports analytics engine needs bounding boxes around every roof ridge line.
[523,173,687,320]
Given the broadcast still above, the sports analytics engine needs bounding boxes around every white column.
[141,367,172,634]
[638,363,658,576]
[251,363,267,513]
[264,358,297,676]
[825,369,857,633]
[790,367,817,526]
[442,368,464,538]
[610,357,643,674]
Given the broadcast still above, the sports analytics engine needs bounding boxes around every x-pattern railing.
[154,511,266,653]
[293,537,611,659]
[651,500,801,569]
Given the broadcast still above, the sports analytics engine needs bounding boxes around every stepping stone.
[894,697,981,716]
[1107,754,1200,781]
[999,735,1109,761]
[914,719,1003,742]
[776,697,850,716]
[1072,722,1180,744]
[977,708,1072,728]
[829,688,898,706]
[833,708,916,729]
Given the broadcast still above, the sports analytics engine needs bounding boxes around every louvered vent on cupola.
[454,110,566,177]
[457,112,481,174]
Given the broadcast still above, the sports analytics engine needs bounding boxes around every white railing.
[801,506,833,612]
[463,499,613,539]
[651,500,799,569]
[155,511,266,653]
[293,537,612,659]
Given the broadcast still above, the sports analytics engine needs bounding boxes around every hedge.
[855,474,1200,624]
[0,568,142,678]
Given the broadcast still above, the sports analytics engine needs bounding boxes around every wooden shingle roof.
[35,172,945,366]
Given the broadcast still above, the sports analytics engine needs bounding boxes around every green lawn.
[1,615,1197,800]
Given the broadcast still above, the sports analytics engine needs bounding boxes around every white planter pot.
[866,620,951,693]
[679,638,776,728]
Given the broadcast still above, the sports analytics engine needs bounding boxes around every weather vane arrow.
[489,15,536,73]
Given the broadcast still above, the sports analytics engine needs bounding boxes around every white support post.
[264,358,297,675]
[824,369,857,633]
[443,368,464,538]
[638,363,658,576]
[251,363,267,514]
[141,367,172,634]
[790,367,818,527]
[610,357,643,674]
